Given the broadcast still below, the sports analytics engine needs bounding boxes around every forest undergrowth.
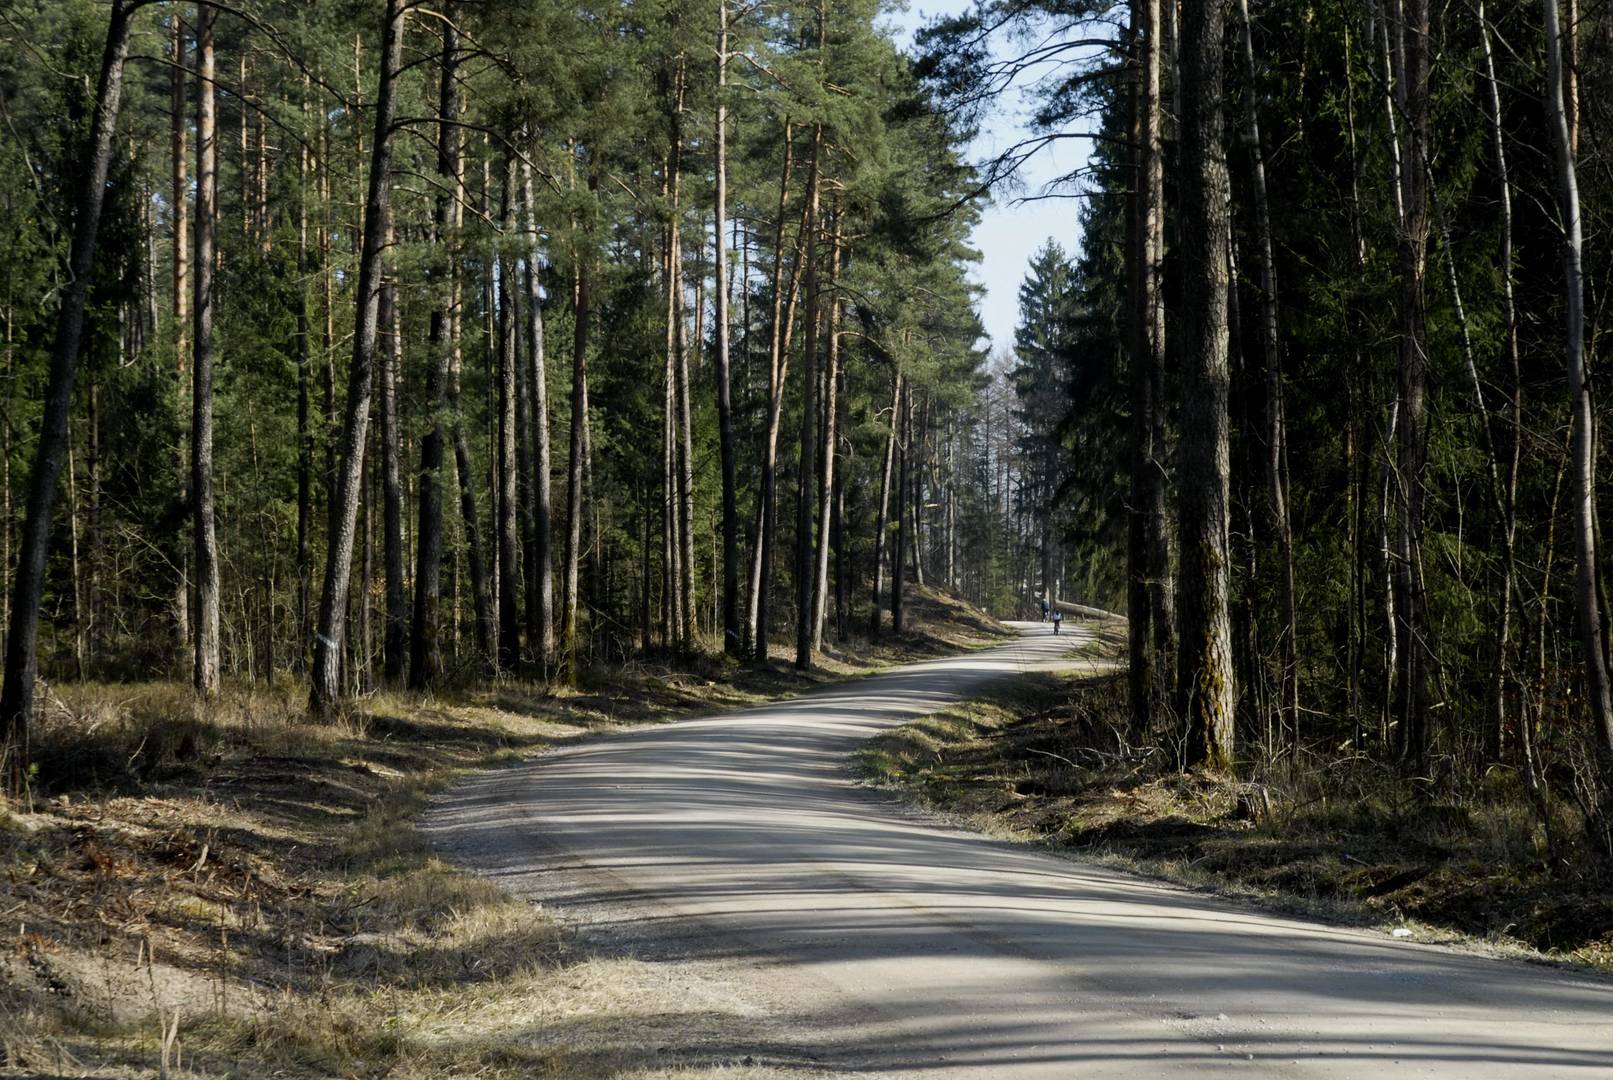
[860,626,1613,975]
[0,588,1003,1079]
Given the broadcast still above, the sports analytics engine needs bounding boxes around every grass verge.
[1,587,1005,1078]
[858,648,1613,974]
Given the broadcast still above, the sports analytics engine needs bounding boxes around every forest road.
[425,623,1613,1078]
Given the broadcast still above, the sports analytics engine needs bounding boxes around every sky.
[884,1,1096,357]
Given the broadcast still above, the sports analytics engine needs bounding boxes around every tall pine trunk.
[496,153,521,669]
[1478,0,1523,765]
[379,226,407,684]
[192,6,221,698]
[793,126,823,670]
[1542,0,1613,755]
[0,0,139,791]
[892,379,909,634]
[1392,0,1433,769]
[521,159,554,664]
[713,0,740,655]
[811,219,842,651]
[749,124,804,661]
[409,6,460,687]
[1176,0,1237,772]
[1234,0,1299,755]
[310,0,404,718]
[171,12,191,668]
[561,171,596,679]
[870,371,900,636]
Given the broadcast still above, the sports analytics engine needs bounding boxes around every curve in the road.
[425,623,1613,1078]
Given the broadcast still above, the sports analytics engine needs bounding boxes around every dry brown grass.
[1,587,1002,1078]
[859,658,1613,972]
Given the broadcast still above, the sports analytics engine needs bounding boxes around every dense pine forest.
[5,0,1613,1074]
[0,0,1024,759]
[3,0,1613,916]
[915,0,1613,863]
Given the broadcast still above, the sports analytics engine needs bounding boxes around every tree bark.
[892,379,910,634]
[1392,0,1432,769]
[1235,0,1299,756]
[0,0,139,791]
[295,87,313,675]
[811,218,842,652]
[310,0,404,719]
[561,171,596,678]
[1176,0,1237,772]
[496,152,521,669]
[714,0,740,655]
[192,5,221,699]
[749,122,803,661]
[1543,0,1613,753]
[521,158,554,665]
[408,4,460,688]
[171,11,191,668]
[1478,0,1523,764]
[871,370,901,636]
[379,225,407,684]
[794,126,823,670]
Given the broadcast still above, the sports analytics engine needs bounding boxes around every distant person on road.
[1051,609,1063,634]
[1040,596,1050,622]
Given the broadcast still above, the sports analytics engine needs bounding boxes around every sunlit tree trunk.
[1542,0,1613,755]
[811,219,842,652]
[870,371,900,637]
[310,0,404,719]
[496,152,521,669]
[521,158,554,664]
[379,224,407,684]
[192,5,221,699]
[171,11,191,667]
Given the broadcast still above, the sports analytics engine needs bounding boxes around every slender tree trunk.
[451,403,493,665]
[750,123,802,661]
[171,12,191,667]
[714,0,740,655]
[521,158,554,664]
[662,216,684,649]
[192,5,221,699]
[379,227,407,684]
[1543,0,1613,753]
[794,126,823,670]
[811,220,842,651]
[0,0,138,790]
[408,4,460,688]
[671,74,697,650]
[892,379,910,634]
[496,152,521,669]
[1392,0,1432,769]
[834,360,848,640]
[1235,0,1299,756]
[871,371,901,636]
[295,88,313,674]
[561,173,596,678]
[309,0,404,719]
[1176,0,1237,772]
[1126,20,1153,737]
[515,262,538,664]
[1478,0,1523,764]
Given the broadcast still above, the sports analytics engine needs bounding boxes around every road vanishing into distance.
[427,624,1613,1077]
